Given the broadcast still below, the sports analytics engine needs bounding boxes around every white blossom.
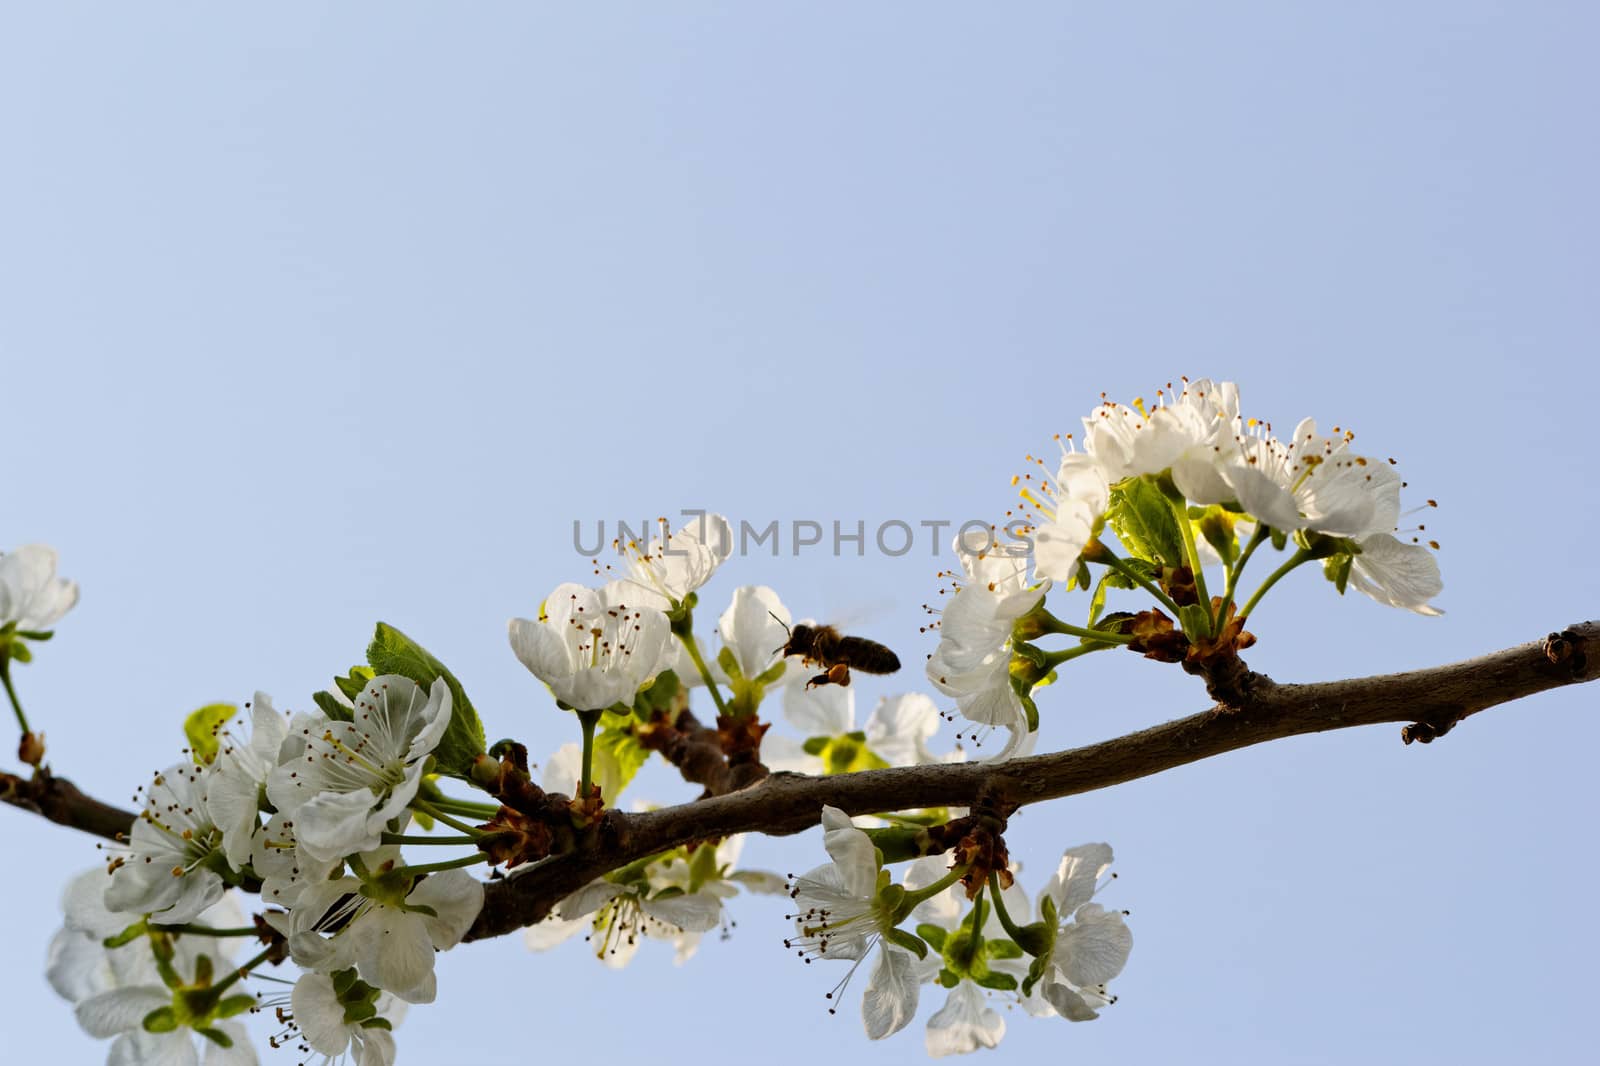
[265,676,451,863]
[787,807,937,1039]
[104,762,228,925]
[716,584,791,683]
[0,543,79,630]
[1226,417,1402,537]
[615,513,733,611]
[1025,843,1133,1021]
[925,533,1044,759]
[250,812,339,911]
[1081,379,1241,494]
[508,581,673,711]
[524,873,724,970]
[51,872,257,1066]
[287,972,405,1066]
[278,867,483,1004]
[901,856,1023,1057]
[526,832,781,967]
[202,695,290,868]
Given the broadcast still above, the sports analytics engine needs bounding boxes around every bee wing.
[824,599,898,629]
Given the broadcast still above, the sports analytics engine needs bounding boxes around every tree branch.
[465,622,1597,940]
[1,767,136,842]
[4,624,1593,946]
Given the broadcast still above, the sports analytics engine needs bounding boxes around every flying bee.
[771,613,902,689]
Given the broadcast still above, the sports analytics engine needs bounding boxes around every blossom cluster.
[926,377,1442,755]
[10,380,1449,1061]
[786,808,1133,1056]
[48,677,483,1065]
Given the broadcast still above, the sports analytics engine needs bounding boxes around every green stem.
[1218,522,1270,620]
[987,871,1027,942]
[1237,548,1314,621]
[408,800,483,837]
[392,852,490,878]
[380,832,481,846]
[678,632,730,717]
[1169,493,1213,635]
[900,863,969,911]
[576,708,602,797]
[1098,548,1186,619]
[0,658,30,735]
[1039,642,1117,671]
[1033,615,1135,646]
[149,924,259,938]
[426,797,501,818]
[213,947,273,994]
[953,890,988,970]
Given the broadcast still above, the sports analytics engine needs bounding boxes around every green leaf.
[195,1026,234,1049]
[1087,571,1110,626]
[182,703,237,766]
[593,722,650,796]
[366,623,486,780]
[334,665,375,702]
[312,690,354,723]
[917,923,949,952]
[632,670,681,720]
[1177,602,1212,639]
[1107,475,1185,568]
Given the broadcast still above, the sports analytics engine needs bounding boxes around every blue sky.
[3,4,1597,1063]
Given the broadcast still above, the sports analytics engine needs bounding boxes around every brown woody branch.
[3,624,1594,945]
[1,766,136,842]
[465,622,1597,940]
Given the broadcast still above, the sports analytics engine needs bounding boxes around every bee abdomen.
[835,636,901,675]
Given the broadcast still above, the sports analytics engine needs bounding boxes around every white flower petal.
[410,868,485,950]
[202,1022,258,1066]
[109,1030,199,1066]
[76,985,168,1038]
[292,973,353,1056]
[784,679,855,736]
[820,806,879,899]
[1056,903,1133,987]
[1349,534,1443,615]
[925,982,1005,1057]
[1042,843,1114,915]
[718,585,791,681]
[641,891,723,934]
[861,946,924,1040]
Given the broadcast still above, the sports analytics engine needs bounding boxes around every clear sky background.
[3,4,1597,1064]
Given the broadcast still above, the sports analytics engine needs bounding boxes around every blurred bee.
[771,614,902,689]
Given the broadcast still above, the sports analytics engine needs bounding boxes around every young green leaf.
[366,623,486,780]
